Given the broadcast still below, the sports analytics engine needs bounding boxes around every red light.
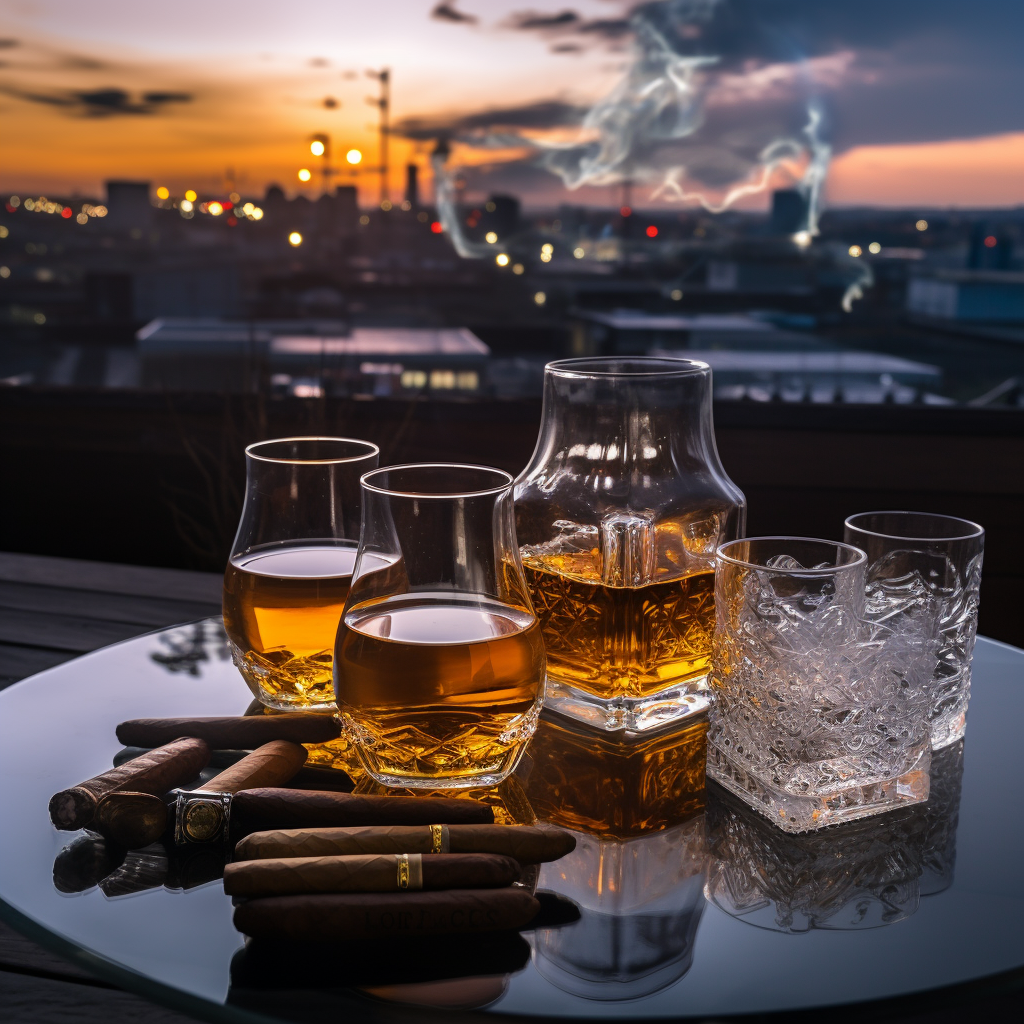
[227,215,238,226]
[984,235,998,248]
[61,207,73,219]
[4,203,15,213]
[430,221,443,234]
[620,205,632,217]
[223,202,234,211]
[646,225,658,238]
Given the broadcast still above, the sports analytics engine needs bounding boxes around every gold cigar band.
[429,824,450,854]
[397,854,410,889]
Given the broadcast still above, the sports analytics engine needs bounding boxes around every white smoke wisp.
[433,0,845,255]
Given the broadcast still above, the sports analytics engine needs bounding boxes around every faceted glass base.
[706,734,931,834]
[543,674,711,732]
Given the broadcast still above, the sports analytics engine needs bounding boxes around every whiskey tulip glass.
[334,463,546,789]
[844,511,984,750]
[514,357,746,733]
[223,436,379,711]
[707,537,934,833]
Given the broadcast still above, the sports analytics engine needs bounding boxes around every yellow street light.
[288,231,303,246]
[156,186,170,200]
[185,189,197,202]
[310,140,326,156]
[346,149,362,165]
[485,231,498,244]
[298,168,312,182]
[496,253,509,266]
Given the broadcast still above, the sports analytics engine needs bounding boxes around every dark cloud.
[506,10,580,31]
[0,39,18,48]
[2,85,192,116]
[395,99,586,141]
[323,96,339,108]
[308,57,330,67]
[431,3,478,24]
[551,43,584,53]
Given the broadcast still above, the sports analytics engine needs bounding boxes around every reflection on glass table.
[521,713,708,1000]
[705,739,965,933]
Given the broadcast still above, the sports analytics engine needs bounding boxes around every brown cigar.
[171,741,308,846]
[116,715,341,749]
[234,824,575,865]
[223,852,520,897]
[49,737,210,831]
[229,789,494,838]
[233,888,540,940]
[93,791,168,849]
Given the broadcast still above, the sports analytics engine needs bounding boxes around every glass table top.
[1,620,1023,1022]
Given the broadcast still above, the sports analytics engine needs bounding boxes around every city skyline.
[2,1,1023,209]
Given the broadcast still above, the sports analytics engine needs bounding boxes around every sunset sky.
[1,0,1022,209]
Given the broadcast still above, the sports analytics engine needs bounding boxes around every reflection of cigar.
[172,741,308,846]
[223,852,520,896]
[230,789,494,838]
[98,843,169,898]
[235,824,575,865]
[229,931,531,991]
[117,716,340,749]
[233,888,540,940]
[49,738,210,832]
[52,834,126,894]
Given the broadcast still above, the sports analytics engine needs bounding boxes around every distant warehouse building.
[907,270,1024,324]
[136,319,489,395]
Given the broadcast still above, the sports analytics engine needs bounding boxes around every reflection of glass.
[844,512,984,750]
[705,739,966,932]
[150,619,229,676]
[223,437,379,712]
[335,464,545,789]
[708,537,933,833]
[523,714,708,1000]
[514,357,745,732]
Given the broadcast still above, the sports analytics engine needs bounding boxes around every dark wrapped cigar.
[223,852,520,897]
[229,931,531,991]
[52,833,126,894]
[235,823,575,865]
[230,789,494,838]
[117,715,340,749]
[233,888,540,940]
[49,737,210,831]
[93,791,168,849]
[172,741,308,846]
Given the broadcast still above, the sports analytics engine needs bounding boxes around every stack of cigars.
[48,715,577,940]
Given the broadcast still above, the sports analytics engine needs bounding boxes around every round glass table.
[1,620,1023,1023]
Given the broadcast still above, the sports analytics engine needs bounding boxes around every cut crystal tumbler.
[514,357,745,732]
[334,464,545,789]
[707,537,933,833]
[844,511,984,750]
[223,436,378,712]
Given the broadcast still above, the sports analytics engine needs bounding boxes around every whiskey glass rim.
[844,510,985,543]
[546,356,710,379]
[361,462,513,499]
[245,436,380,465]
[718,536,867,574]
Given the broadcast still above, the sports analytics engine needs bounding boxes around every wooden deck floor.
[0,552,221,1024]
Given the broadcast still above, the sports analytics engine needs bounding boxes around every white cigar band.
[396,853,423,890]
[429,824,450,854]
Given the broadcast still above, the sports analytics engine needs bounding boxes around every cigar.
[230,789,494,838]
[228,931,531,991]
[52,834,126,894]
[223,852,520,897]
[235,824,576,865]
[171,741,308,846]
[49,738,210,832]
[233,888,540,940]
[116,715,341,749]
[94,791,168,849]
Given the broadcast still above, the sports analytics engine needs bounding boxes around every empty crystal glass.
[334,464,545,788]
[514,357,745,732]
[707,537,934,833]
[844,512,984,749]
